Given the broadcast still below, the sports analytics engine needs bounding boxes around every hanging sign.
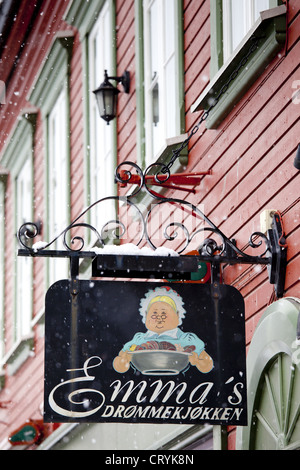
[44,280,247,426]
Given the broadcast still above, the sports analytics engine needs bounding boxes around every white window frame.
[47,86,69,285]
[143,0,182,166]
[0,115,36,373]
[88,0,115,234]
[222,0,275,63]
[192,1,285,128]
[28,34,73,288]
[15,155,33,341]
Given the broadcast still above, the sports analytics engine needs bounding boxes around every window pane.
[150,0,160,79]
[144,0,180,164]
[231,0,247,52]
[254,0,270,19]
[223,0,272,61]
[16,157,33,338]
[49,90,68,238]
[88,1,115,233]
[164,0,175,61]
[48,88,69,284]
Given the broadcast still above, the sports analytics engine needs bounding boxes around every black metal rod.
[18,249,272,266]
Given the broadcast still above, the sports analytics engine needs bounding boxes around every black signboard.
[44,280,247,426]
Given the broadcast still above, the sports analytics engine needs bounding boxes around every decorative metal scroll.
[17,160,287,297]
[18,161,261,257]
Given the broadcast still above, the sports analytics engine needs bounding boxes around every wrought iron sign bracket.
[17,165,287,298]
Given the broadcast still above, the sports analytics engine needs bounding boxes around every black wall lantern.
[93,70,130,124]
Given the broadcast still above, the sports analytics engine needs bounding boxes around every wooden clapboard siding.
[3,175,15,354]
[184,0,211,131]
[182,1,299,449]
[116,0,136,165]
[32,110,46,319]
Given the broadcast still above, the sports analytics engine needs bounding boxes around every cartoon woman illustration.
[113,286,213,374]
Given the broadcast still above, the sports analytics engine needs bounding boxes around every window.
[47,87,69,284]
[29,34,73,285]
[222,0,273,63]
[0,115,36,372]
[88,0,115,232]
[143,0,184,166]
[15,157,33,340]
[191,2,286,128]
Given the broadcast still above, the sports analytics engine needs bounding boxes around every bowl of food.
[130,341,194,375]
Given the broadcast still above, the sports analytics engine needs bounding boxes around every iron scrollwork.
[17,160,287,297]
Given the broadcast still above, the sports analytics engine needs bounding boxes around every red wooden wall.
[184,0,300,449]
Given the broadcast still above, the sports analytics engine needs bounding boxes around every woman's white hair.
[139,286,186,326]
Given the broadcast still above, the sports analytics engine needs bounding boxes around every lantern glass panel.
[94,84,119,123]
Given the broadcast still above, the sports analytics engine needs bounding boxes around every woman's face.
[145,301,179,334]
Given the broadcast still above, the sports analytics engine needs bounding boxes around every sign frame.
[44,280,247,426]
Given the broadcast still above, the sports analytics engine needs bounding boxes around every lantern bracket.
[107,70,130,94]
[93,70,130,124]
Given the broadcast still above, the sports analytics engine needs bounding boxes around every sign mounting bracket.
[17,161,287,298]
